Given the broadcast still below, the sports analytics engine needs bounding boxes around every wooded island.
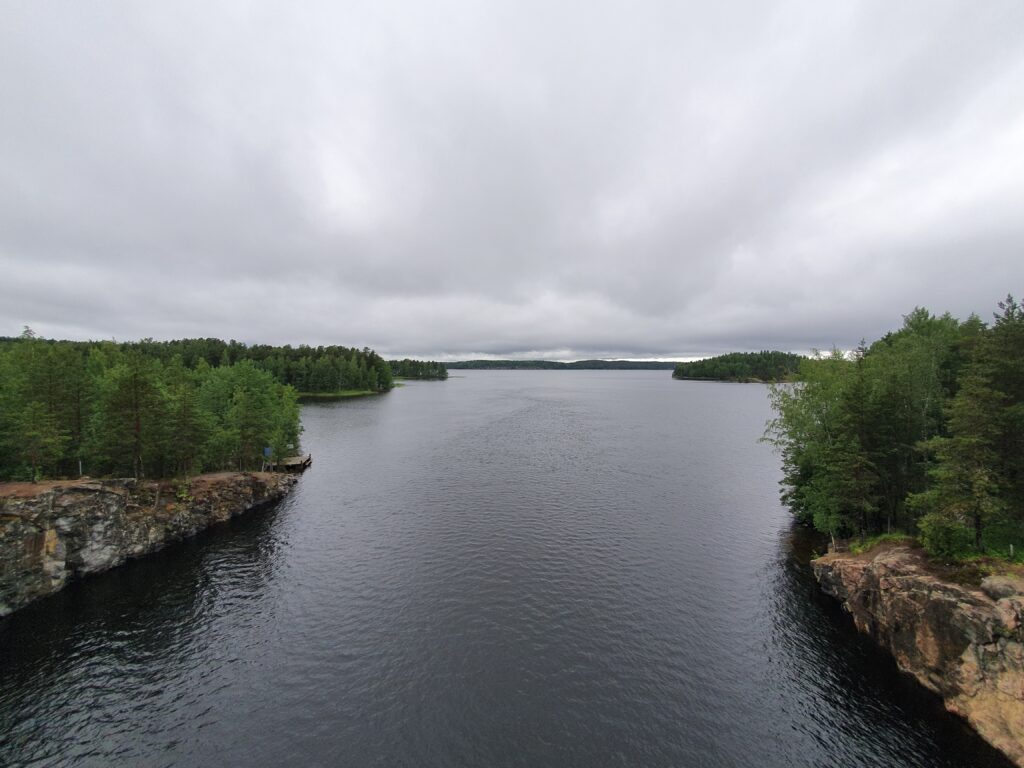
[389,359,449,379]
[672,351,803,382]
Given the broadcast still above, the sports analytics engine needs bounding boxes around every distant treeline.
[0,333,421,482]
[94,337,394,394]
[672,351,803,382]
[765,297,1024,560]
[389,359,449,379]
[447,359,678,370]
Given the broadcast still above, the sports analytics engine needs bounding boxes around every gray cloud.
[2,0,1022,359]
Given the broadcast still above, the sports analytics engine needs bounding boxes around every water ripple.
[0,372,1012,767]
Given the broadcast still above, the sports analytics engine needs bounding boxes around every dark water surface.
[0,371,1011,767]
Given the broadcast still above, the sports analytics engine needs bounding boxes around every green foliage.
[975,517,1024,562]
[0,332,430,480]
[0,336,307,480]
[917,514,975,559]
[0,336,396,395]
[13,401,68,481]
[765,349,858,530]
[296,390,377,400]
[196,361,300,472]
[674,351,803,382]
[174,481,194,504]
[848,532,915,555]
[768,296,1024,561]
[907,295,1024,553]
[388,359,449,379]
[162,359,212,476]
[87,353,165,479]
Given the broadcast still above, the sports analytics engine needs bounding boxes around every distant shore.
[671,376,777,383]
[447,360,678,370]
[297,389,380,401]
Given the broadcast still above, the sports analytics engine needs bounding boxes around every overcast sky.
[1,1,1022,360]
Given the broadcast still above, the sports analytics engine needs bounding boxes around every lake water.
[0,371,1011,767]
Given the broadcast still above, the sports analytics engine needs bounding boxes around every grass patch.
[920,519,1024,584]
[848,531,917,555]
[919,518,1024,565]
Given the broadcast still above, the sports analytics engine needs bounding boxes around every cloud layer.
[2,1,1022,358]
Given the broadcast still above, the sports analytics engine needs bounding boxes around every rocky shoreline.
[813,545,1024,766]
[0,472,297,617]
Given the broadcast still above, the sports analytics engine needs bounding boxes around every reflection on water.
[0,505,288,765]
[0,372,1012,767]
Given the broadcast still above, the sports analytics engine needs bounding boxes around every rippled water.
[0,371,1012,767]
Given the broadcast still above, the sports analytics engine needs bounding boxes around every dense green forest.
[0,334,402,482]
[447,359,677,370]
[83,337,395,394]
[389,359,449,379]
[673,351,803,382]
[765,296,1024,559]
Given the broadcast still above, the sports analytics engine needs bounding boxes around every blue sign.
[263,447,273,457]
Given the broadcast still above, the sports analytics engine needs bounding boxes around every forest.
[389,359,449,379]
[672,351,803,382]
[447,360,677,370]
[98,337,395,395]
[0,334,399,482]
[765,296,1024,559]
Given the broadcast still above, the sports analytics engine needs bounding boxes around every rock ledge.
[813,545,1024,765]
[0,472,297,616]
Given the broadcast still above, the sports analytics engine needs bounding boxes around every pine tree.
[14,401,68,482]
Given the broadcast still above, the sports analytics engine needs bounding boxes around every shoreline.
[0,472,297,617]
[670,375,778,383]
[813,544,1024,766]
[297,389,379,401]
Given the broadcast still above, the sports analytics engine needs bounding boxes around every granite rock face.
[813,546,1024,765]
[0,473,296,616]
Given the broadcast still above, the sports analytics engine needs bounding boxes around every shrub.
[918,513,974,558]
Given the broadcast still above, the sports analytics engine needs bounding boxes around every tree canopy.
[673,351,803,382]
[389,359,449,379]
[765,297,1024,559]
[0,335,410,481]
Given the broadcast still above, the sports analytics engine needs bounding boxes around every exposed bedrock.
[813,545,1024,765]
[0,472,296,616]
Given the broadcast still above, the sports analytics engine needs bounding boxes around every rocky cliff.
[813,545,1024,765]
[0,472,296,616]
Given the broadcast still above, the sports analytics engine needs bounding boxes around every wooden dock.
[277,454,312,472]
